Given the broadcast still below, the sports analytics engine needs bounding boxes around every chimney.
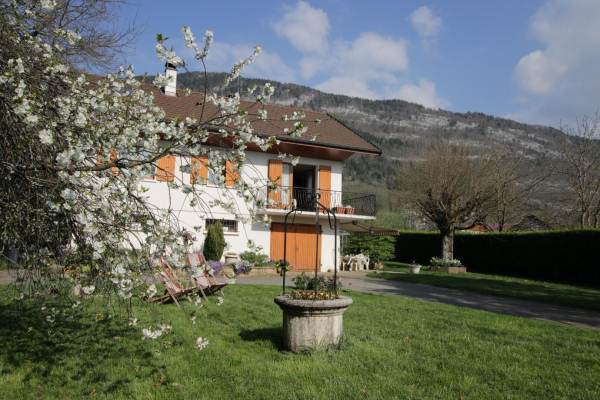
[163,62,177,96]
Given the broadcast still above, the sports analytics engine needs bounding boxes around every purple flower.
[233,260,252,275]
[207,260,223,275]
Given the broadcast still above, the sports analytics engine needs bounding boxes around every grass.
[370,261,600,312]
[0,284,599,399]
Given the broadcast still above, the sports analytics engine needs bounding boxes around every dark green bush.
[344,235,395,263]
[394,230,600,287]
[203,222,226,261]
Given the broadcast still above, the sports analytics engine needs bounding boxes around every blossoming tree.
[0,0,303,342]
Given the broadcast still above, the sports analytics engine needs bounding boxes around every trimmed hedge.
[394,230,600,287]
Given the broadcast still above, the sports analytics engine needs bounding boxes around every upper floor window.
[208,162,224,185]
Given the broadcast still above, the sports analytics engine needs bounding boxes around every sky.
[115,0,600,127]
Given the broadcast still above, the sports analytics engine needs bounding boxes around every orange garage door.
[270,223,322,272]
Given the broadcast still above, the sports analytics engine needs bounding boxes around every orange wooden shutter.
[268,160,283,208]
[155,155,176,182]
[318,165,331,208]
[110,149,119,176]
[225,160,240,188]
[95,148,118,176]
[190,156,208,184]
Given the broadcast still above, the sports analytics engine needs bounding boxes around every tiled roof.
[149,86,380,154]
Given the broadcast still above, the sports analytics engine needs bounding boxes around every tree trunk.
[441,229,454,260]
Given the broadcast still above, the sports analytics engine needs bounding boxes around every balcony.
[258,186,376,217]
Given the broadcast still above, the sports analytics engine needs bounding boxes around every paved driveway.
[236,271,600,330]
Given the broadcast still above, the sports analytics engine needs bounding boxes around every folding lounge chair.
[186,252,228,298]
[149,257,199,305]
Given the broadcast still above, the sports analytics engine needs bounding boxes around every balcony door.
[292,164,316,211]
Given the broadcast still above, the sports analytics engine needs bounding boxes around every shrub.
[240,250,269,266]
[344,234,395,263]
[203,222,226,261]
[394,230,600,287]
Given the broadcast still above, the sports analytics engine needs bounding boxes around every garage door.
[270,223,321,272]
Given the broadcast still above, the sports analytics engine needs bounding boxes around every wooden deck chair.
[149,257,199,305]
[186,252,228,298]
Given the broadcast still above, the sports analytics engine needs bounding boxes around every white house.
[143,68,380,272]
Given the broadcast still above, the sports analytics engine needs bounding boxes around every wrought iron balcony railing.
[259,186,376,217]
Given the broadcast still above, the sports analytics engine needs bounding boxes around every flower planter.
[409,265,421,274]
[274,295,352,352]
[224,252,239,265]
[344,207,355,215]
[334,206,346,214]
[438,266,467,273]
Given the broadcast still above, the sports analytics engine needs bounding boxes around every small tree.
[558,114,600,228]
[487,146,551,231]
[203,222,226,261]
[403,142,494,260]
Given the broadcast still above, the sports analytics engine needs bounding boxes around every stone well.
[274,295,352,352]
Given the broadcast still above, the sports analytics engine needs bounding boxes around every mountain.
[175,72,573,227]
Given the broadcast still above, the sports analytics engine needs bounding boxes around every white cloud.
[410,6,442,39]
[515,50,567,94]
[316,76,378,99]
[208,41,296,83]
[336,32,408,80]
[273,1,330,54]
[310,32,409,97]
[387,79,449,109]
[513,0,600,124]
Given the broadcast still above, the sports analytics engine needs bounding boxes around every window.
[208,162,224,185]
[206,219,238,233]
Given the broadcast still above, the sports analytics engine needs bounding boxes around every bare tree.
[30,0,139,70]
[487,147,551,231]
[558,113,600,228]
[403,142,495,260]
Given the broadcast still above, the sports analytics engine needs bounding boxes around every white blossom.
[82,286,95,295]
[38,129,53,144]
[195,337,209,350]
[142,324,171,340]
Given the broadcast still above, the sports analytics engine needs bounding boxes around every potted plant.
[274,259,291,276]
[409,262,422,274]
[344,205,355,215]
[334,206,346,214]
[274,273,351,352]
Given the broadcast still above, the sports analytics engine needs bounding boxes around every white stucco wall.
[141,149,346,271]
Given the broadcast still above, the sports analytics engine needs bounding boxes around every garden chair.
[149,257,199,305]
[185,252,228,298]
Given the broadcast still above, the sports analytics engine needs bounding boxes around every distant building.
[509,215,552,232]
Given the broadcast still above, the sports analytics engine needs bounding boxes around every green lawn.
[1,284,599,399]
[369,261,600,312]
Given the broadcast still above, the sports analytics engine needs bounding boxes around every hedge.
[394,230,600,287]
